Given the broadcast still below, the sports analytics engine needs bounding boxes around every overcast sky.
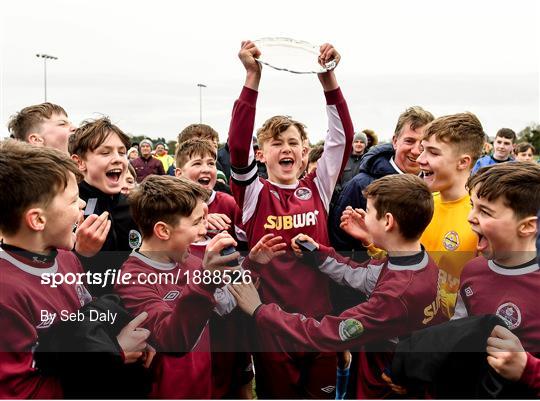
[1,0,539,143]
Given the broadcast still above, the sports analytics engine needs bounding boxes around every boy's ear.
[71,154,87,172]
[153,221,170,240]
[384,212,395,232]
[518,216,537,238]
[257,149,266,164]
[174,168,183,177]
[457,154,472,171]
[25,208,46,232]
[27,133,44,146]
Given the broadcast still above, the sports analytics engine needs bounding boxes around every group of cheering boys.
[0,40,538,399]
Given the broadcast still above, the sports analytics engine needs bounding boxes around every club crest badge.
[294,187,312,201]
[338,318,364,341]
[129,229,142,249]
[442,231,460,251]
[496,302,522,330]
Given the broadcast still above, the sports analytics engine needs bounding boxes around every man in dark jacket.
[338,131,367,188]
[131,138,165,182]
[329,106,434,254]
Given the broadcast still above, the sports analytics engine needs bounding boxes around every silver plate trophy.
[253,37,336,74]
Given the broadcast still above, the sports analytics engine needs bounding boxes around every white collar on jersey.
[488,259,539,276]
[0,246,58,276]
[387,251,429,271]
[207,190,217,206]
[131,249,177,271]
[389,157,406,175]
[389,157,423,177]
[267,180,299,190]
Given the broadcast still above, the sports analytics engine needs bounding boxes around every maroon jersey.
[520,353,540,396]
[454,256,540,351]
[115,251,218,399]
[254,246,447,398]
[228,86,353,318]
[0,247,92,399]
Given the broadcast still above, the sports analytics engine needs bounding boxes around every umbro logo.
[163,291,180,301]
[321,385,335,394]
[464,287,473,297]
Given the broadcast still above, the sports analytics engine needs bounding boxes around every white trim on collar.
[268,180,299,190]
[488,259,539,276]
[130,250,177,271]
[389,157,406,175]
[207,190,217,206]
[387,251,429,271]
[0,247,58,276]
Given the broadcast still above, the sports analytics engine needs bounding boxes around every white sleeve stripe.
[319,256,382,296]
[241,179,264,224]
[451,293,469,320]
[314,104,347,212]
[231,162,258,182]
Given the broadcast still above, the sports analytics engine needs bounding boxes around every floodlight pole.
[36,54,58,101]
[197,83,207,123]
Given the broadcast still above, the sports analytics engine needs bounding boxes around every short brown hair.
[257,116,308,147]
[496,128,517,143]
[8,103,68,141]
[423,112,485,165]
[308,145,324,164]
[175,138,217,168]
[177,124,219,145]
[363,174,434,240]
[394,106,434,139]
[515,142,535,154]
[69,117,131,157]
[0,140,82,236]
[128,175,210,238]
[467,162,540,220]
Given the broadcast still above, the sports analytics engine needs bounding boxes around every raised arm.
[228,41,264,221]
[312,44,354,211]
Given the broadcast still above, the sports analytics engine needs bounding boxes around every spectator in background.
[515,142,536,162]
[363,128,378,151]
[7,102,76,154]
[154,141,175,175]
[328,106,434,255]
[339,131,367,187]
[307,144,324,174]
[131,139,165,183]
[127,146,139,161]
[297,138,311,179]
[481,134,493,156]
[217,142,232,181]
[472,128,516,174]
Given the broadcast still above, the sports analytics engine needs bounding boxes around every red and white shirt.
[115,251,218,399]
[453,256,540,350]
[0,247,91,399]
[228,86,354,318]
[254,246,447,398]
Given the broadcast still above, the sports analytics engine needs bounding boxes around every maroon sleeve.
[0,303,60,398]
[254,289,408,352]
[228,86,258,169]
[519,352,540,395]
[228,87,259,210]
[116,280,217,352]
